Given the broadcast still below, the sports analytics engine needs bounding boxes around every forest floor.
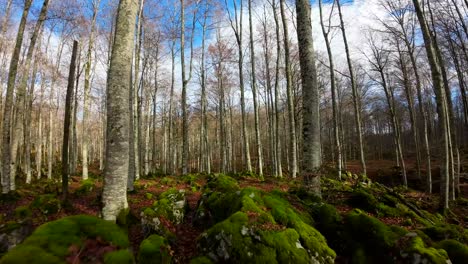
[1,160,467,263]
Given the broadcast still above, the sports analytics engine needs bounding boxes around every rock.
[138,234,172,264]
[141,188,188,236]
[195,183,336,264]
[0,221,34,254]
[0,215,132,264]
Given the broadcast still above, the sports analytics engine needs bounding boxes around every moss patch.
[436,239,468,264]
[196,186,335,263]
[138,235,172,264]
[0,215,129,264]
[31,194,61,215]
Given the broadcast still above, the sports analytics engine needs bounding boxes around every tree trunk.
[248,0,264,178]
[319,0,342,179]
[83,0,101,180]
[102,0,139,221]
[62,40,79,201]
[411,0,450,210]
[1,0,33,193]
[336,0,366,175]
[296,0,321,195]
[280,0,297,178]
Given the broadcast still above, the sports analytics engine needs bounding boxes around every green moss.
[0,215,129,263]
[14,206,32,220]
[402,236,448,264]
[138,235,172,264]
[436,239,468,264]
[422,224,468,243]
[260,228,309,263]
[205,174,239,192]
[31,194,61,215]
[75,179,95,195]
[311,203,343,251]
[160,177,174,186]
[189,256,213,264]
[103,250,134,264]
[197,187,335,263]
[345,209,402,254]
[146,193,154,199]
[348,188,379,212]
[153,189,187,224]
[0,245,64,264]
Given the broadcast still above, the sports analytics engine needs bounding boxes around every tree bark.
[102,0,139,221]
[296,0,321,195]
[411,0,450,210]
[336,0,366,175]
[280,0,297,178]
[62,40,79,201]
[1,0,33,193]
[83,0,102,180]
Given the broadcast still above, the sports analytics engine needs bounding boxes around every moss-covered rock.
[14,206,32,220]
[205,174,239,192]
[400,234,449,264]
[31,194,61,215]
[190,256,213,264]
[0,215,129,264]
[345,209,403,257]
[75,179,96,195]
[196,187,335,263]
[0,220,34,255]
[103,249,134,264]
[141,188,187,236]
[138,234,172,264]
[422,224,468,244]
[436,239,468,264]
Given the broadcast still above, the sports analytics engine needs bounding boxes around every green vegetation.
[0,215,129,264]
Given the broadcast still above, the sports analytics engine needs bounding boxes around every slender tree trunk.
[412,0,450,210]
[1,0,33,193]
[272,0,282,178]
[248,0,264,178]
[62,40,78,201]
[336,0,366,175]
[83,0,101,180]
[319,0,342,179]
[102,0,139,221]
[280,0,297,178]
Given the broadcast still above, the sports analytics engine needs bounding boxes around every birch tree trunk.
[102,0,138,221]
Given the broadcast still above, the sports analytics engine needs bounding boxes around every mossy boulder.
[75,179,96,195]
[138,234,172,264]
[205,174,239,192]
[190,256,213,264]
[436,239,468,264]
[31,194,61,215]
[0,221,34,255]
[0,215,131,264]
[422,224,468,244]
[400,234,449,264]
[196,187,335,263]
[141,188,187,236]
[345,209,404,258]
